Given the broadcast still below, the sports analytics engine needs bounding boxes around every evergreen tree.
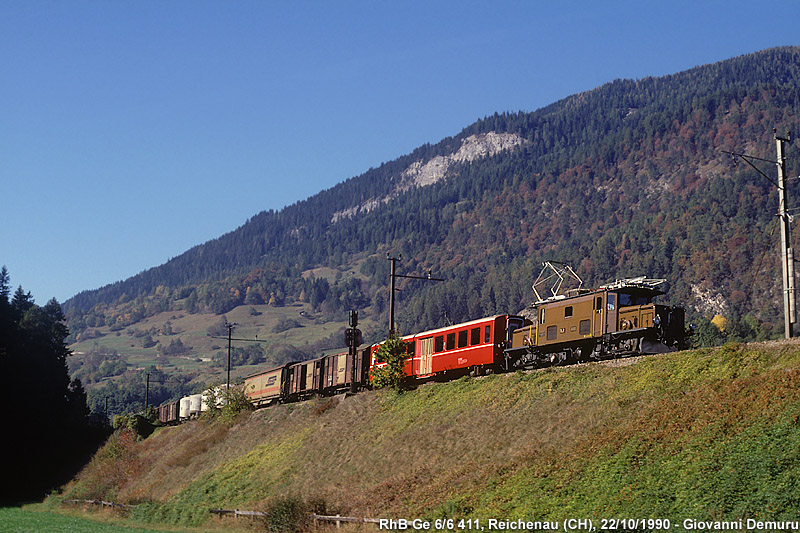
[0,267,107,504]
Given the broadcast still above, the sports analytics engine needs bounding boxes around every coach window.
[458,330,468,348]
[446,333,456,350]
[434,335,444,353]
[565,306,573,318]
[484,325,491,343]
[470,327,481,346]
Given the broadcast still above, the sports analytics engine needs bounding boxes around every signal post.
[345,310,363,393]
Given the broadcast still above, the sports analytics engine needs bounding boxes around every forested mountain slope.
[65,46,800,351]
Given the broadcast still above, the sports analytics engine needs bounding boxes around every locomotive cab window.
[539,308,545,324]
[446,333,456,350]
[619,292,651,307]
[458,330,468,348]
[506,319,523,343]
[564,306,573,318]
[434,335,444,353]
[470,327,481,346]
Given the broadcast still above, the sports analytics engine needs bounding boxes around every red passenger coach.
[372,315,528,380]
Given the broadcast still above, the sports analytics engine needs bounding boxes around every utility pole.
[776,132,795,338]
[724,130,795,339]
[225,321,237,392]
[388,255,399,336]
[386,253,444,336]
[208,327,269,394]
[144,372,150,413]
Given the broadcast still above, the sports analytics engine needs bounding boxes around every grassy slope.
[58,341,800,527]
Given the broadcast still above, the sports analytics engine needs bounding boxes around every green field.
[0,506,254,532]
[0,507,164,532]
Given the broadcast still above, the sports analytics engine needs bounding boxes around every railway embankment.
[50,340,800,529]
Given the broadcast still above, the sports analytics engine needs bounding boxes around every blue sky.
[2,1,799,304]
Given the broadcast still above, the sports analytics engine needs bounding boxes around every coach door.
[419,337,434,376]
[606,292,618,333]
[336,353,347,385]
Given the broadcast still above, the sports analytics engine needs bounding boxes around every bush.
[273,318,302,333]
[112,412,157,439]
[261,497,310,533]
[369,333,410,392]
[63,427,141,501]
[202,384,254,422]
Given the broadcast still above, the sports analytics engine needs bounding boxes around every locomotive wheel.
[628,336,644,354]
[574,343,594,363]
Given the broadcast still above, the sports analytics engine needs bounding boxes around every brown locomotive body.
[506,276,686,368]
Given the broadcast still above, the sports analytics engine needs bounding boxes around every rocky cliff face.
[331,132,527,223]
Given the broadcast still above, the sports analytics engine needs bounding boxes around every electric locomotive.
[503,276,687,369]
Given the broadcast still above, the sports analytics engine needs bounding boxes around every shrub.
[273,318,302,333]
[369,333,410,392]
[202,384,254,422]
[112,413,157,439]
[260,497,311,533]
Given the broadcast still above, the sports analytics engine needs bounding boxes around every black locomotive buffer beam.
[387,253,444,336]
